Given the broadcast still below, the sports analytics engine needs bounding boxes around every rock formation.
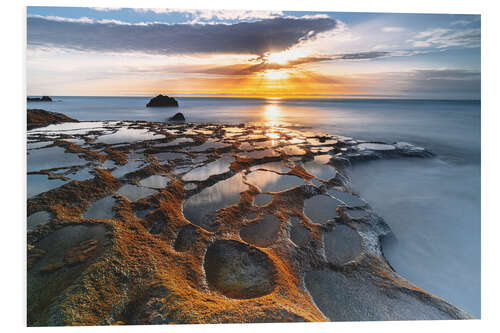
[146,94,179,107]
[27,109,79,130]
[168,112,185,122]
[28,96,53,102]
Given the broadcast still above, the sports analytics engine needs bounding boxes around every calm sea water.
[27,96,481,317]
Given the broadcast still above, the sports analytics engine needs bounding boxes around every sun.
[262,69,290,80]
[266,52,291,65]
[265,48,310,65]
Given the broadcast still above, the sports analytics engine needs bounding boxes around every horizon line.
[26,94,481,102]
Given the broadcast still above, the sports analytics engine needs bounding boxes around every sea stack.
[168,112,186,122]
[146,94,178,107]
[27,96,52,102]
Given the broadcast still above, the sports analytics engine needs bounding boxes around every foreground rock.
[28,96,52,102]
[26,121,469,326]
[168,112,185,122]
[146,94,178,107]
[27,109,79,130]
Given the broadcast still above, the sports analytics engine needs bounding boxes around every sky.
[26,7,481,99]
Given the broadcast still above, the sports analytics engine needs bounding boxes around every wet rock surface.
[27,224,109,325]
[26,119,469,326]
[304,263,461,321]
[289,216,310,247]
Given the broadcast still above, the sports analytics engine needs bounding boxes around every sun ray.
[265,48,311,65]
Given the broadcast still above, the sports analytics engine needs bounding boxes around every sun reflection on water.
[263,100,282,125]
[262,100,285,145]
[266,131,280,140]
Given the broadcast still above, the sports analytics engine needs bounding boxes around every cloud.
[299,14,330,19]
[27,16,339,56]
[117,50,431,78]
[450,20,471,26]
[360,69,481,98]
[28,14,135,25]
[28,14,94,24]
[403,69,480,98]
[334,51,392,60]
[91,7,122,12]
[316,50,427,62]
[187,56,335,75]
[412,68,480,81]
[411,28,480,48]
[381,26,405,32]
[132,8,284,21]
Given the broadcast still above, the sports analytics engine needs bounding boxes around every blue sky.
[26,7,481,99]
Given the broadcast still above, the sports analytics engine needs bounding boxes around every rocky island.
[146,94,179,107]
[28,96,53,102]
[26,116,471,326]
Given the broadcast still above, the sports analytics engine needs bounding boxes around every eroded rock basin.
[324,224,362,266]
[204,240,276,299]
[26,119,470,325]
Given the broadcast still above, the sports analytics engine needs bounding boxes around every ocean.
[27,96,481,317]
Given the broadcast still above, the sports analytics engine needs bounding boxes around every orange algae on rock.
[104,147,128,165]
[55,140,107,163]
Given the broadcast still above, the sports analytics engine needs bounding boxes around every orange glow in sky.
[26,10,481,100]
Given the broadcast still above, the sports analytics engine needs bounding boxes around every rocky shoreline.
[27,117,471,326]
[27,109,78,130]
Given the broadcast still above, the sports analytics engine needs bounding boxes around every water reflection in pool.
[27,211,52,230]
[117,184,157,202]
[183,156,234,182]
[139,175,171,189]
[246,170,305,193]
[83,196,116,219]
[27,146,86,172]
[183,173,247,231]
[303,195,341,225]
[95,127,165,144]
[27,174,68,199]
